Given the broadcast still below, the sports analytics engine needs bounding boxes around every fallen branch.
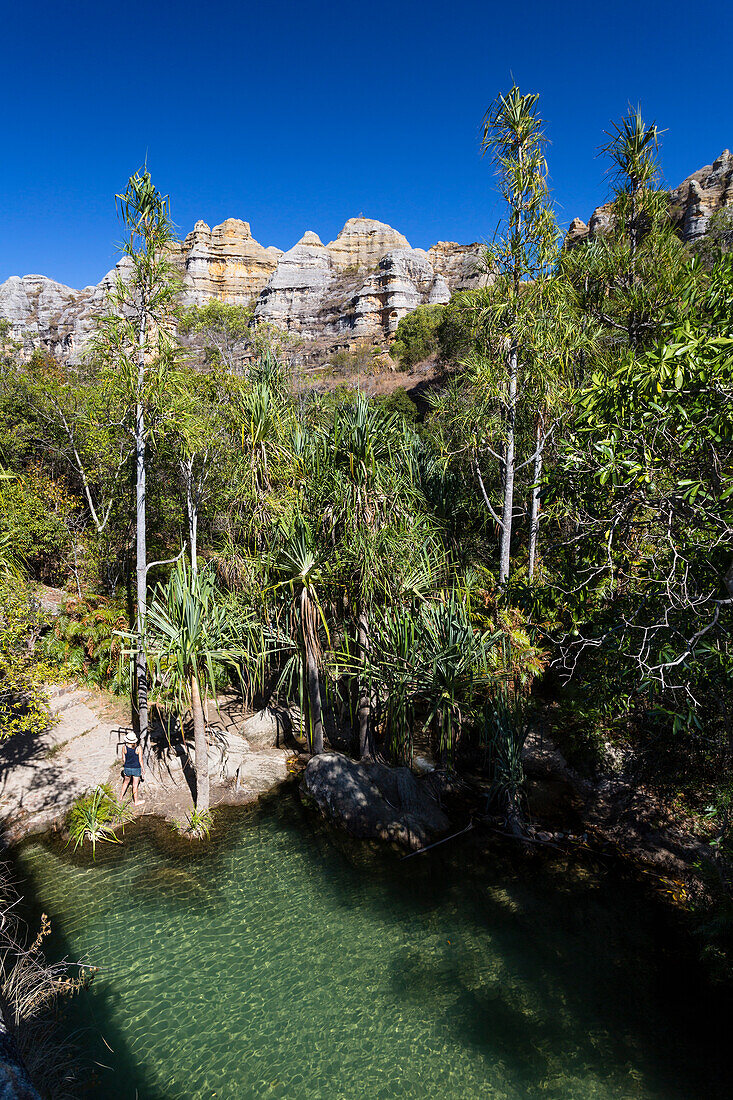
[401,821,474,859]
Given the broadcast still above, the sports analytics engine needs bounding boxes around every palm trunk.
[191,673,209,812]
[183,456,198,577]
[305,645,324,754]
[135,302,148,745]
[302,589,324,754]
[528,414,543,580]
[498,340,518,585]
[357,607,371,759]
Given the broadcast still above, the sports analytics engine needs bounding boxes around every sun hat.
[124,731,138,744]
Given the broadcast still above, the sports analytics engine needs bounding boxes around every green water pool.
[14,790,729,1099]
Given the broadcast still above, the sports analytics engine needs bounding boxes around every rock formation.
[8,151,730,366]
[1,215,485,364]
[176,218,282,305]
[324,216,410,270]
[0,265,124,362]
[564,150,733,249]
[254,227,462,343]
[669,149,733,241]
[301,751,449,850]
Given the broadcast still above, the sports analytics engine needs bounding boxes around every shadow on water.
[10,785,733,1100]
[9,846,171,1100]
[279,794,731,1099]
[9,827,183,1095]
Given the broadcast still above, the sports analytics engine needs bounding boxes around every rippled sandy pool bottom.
[15,790,728,1099]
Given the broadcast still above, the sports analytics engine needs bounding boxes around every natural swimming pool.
[14,789,729,1099]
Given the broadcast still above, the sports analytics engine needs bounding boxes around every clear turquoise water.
[15,790,728,1100]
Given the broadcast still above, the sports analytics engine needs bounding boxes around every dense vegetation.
[1,91,731,952]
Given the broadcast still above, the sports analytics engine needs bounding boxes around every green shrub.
[378,387,419,422]
[391,305,445,368]
[42,593,130,691]
[0,579,51,741]
[66,784,130,856]
[0,475,73,584]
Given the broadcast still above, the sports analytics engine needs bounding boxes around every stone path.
[0,685,294,842]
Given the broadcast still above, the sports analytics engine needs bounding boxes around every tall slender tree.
[454,86,560,585]
[93,168,181,744]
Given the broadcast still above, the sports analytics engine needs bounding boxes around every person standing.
[121,731,145,805]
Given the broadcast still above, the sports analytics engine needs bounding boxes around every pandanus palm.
[330,395,404,756]
[144,561,245,812]
[274,522,328,754]
[363,586,496,765]
[419,592,495,764]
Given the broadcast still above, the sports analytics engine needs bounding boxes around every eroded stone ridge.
[1,215,486,362]
[177,218,282,305]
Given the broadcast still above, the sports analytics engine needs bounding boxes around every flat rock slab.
[0,687,294,842]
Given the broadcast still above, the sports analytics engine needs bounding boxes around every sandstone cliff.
[177,218,282,304]
[0,215,486,364]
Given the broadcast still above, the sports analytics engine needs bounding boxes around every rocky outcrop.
[564,151,733,248]
[254,218,483,346]
[176,218,282,305]
[254,232,334,331]
[1,215,484,365]
[301,751,450,850]
[0,266,124,362]
[427,240,487,289]
[348,247,451,338]
[255,239,455,340]
[669,149,733,241]
[325,216,409,270]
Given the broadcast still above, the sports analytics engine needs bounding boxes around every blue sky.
[2,0,731,288]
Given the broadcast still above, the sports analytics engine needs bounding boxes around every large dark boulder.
[301,752,449,850]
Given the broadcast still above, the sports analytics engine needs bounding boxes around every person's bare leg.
[133,776,143,805]
[121,775,131,801]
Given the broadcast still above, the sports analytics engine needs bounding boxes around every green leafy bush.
[0,474,73,585]
[390,304,445,368]
[378,387,419,422]
[0,579,51,741]
[42,593,130,691]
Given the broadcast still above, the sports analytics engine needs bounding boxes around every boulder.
[301,752,449,850]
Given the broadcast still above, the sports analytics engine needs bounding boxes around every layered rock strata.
[176,218,282,305]
[564,150,733,248]
[1,216,486,363]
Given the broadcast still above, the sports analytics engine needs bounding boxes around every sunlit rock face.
[177,218,282,306]
[254,232,334,331]
[669,150,733,241]
[254,220,486,344]
[0,213,481,362]
[0,265,125,362]
[349,248,451,338]
[563,151,733,248]
[324,216,410,271]
[427,240,489,290]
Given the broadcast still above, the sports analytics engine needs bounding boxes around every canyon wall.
[3,152,730,365]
